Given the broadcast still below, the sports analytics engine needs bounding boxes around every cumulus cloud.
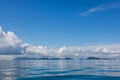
[0,26,23,55]
[80,2,120,16]
[94,47,120,53]
[22,45,120,59]
[0,26,120,59]
[23,44,55,57]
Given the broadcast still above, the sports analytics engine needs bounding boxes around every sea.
[0,60,120,80]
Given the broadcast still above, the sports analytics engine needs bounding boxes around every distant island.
[14,57,74,60]
[86,56,108,60]
[14,56,117,60]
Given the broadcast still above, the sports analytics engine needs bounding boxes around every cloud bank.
[80,2,120,16]
[0,26,120,60]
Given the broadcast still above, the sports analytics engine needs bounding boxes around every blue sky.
[0,0,120,47]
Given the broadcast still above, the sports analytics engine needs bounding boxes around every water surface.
[0,60,120,80]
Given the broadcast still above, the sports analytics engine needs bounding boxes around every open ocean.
[0,60,120,80]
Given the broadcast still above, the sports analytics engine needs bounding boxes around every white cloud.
[0,27,21,47]
[22,45,120,59]
[80,2,120,16]
[0,26,120,59]
[0,26,23,55]
[23,44,54,56]
[94,47,120,53]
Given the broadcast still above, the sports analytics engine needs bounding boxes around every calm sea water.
[0,60,120,80]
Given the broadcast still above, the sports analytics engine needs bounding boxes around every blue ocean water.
[0,60,120,80]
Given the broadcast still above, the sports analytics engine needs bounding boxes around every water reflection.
[0,60,120,80]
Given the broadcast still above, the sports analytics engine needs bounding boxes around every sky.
[0,0,120,59]
[0,0,120,47]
